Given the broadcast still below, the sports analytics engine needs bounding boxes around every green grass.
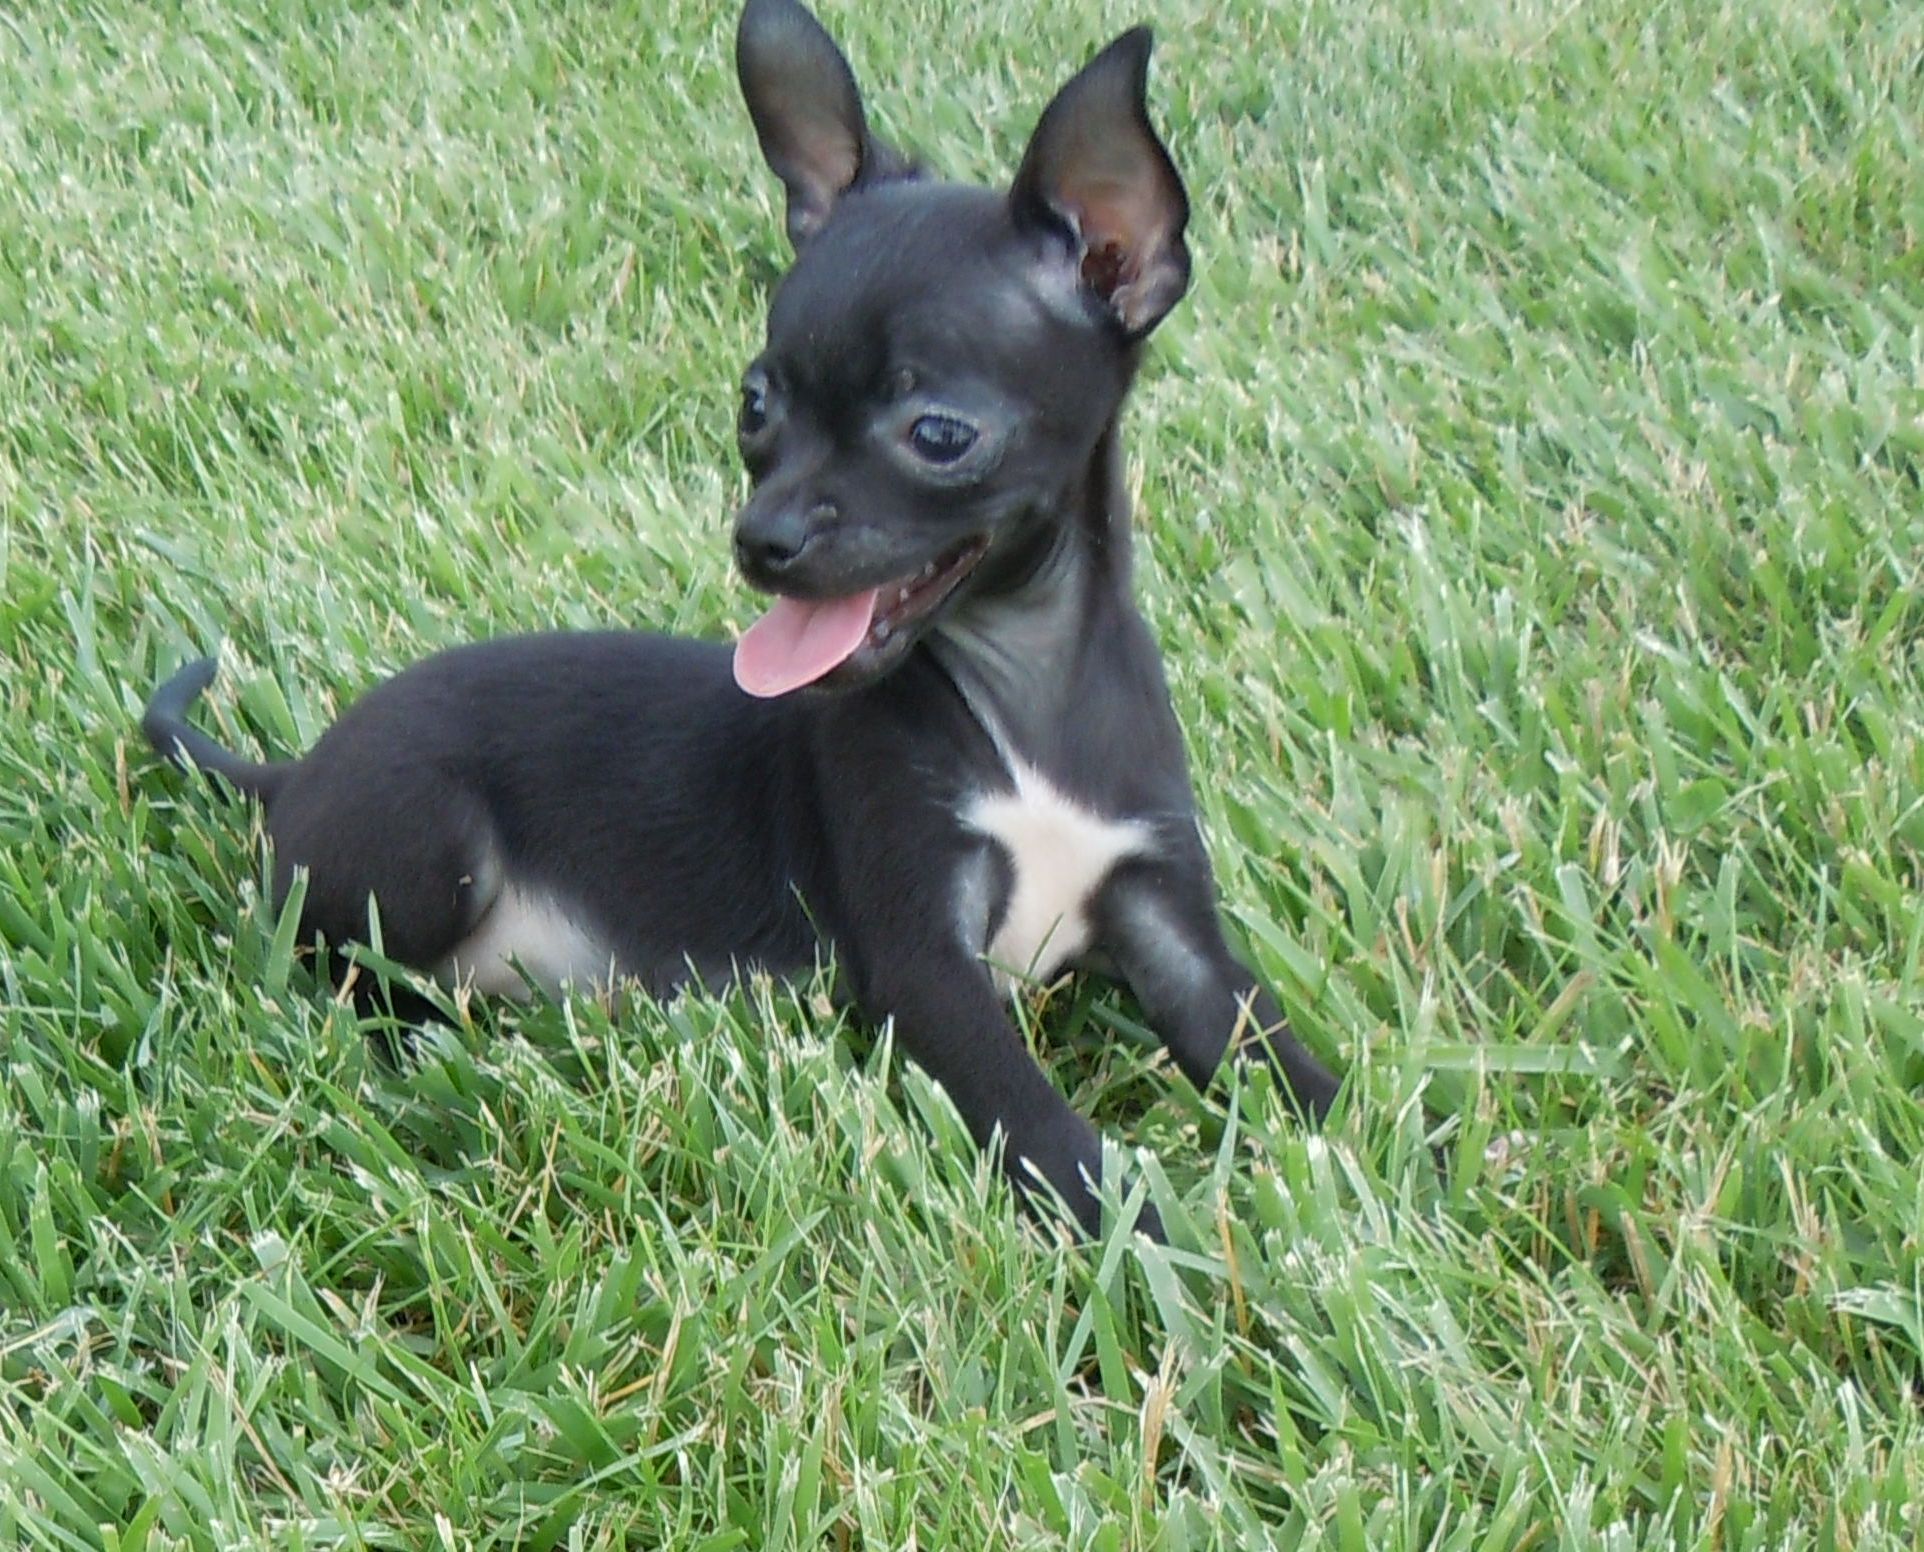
[3,0,1922,1544]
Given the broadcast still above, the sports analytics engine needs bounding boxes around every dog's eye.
[739,381,769,439]
[907,414,978,465]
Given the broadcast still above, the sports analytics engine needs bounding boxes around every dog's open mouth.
[734,537,989,698]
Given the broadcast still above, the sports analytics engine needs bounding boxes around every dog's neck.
[928,422,1135,760]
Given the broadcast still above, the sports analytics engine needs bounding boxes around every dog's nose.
[734,501,835,577]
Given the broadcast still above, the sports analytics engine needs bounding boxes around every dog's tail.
[141,656,286,802]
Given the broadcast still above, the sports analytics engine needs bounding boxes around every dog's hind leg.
[266,765,507,999]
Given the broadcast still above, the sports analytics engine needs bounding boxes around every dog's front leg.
[851,948,1120,1237]
[1096,860,1343,1122]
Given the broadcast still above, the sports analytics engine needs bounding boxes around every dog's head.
[728,0,1190,698]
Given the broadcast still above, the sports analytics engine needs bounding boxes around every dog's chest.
[963,760,1151,986]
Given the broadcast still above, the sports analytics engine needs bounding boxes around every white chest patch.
[437,883,613,998]
[964,761,1152,988]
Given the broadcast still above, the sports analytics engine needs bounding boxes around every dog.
[142,0,1343,1239]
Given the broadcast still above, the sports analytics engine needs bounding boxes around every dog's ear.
[737,0,886,248]
[1010,29,1191,338]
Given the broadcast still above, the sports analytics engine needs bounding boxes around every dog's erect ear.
[1010,29,1191,338]
[737,0,879,248]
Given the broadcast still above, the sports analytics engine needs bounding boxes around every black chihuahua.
[143,0,1343,1238]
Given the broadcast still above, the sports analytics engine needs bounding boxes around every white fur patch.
[437,884,612,998]
[965,761,1151,988]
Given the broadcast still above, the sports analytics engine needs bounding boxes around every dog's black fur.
[142,0,1342,1238]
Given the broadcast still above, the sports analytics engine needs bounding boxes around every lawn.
[2,0,1921,1545]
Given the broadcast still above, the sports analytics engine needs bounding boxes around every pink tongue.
[733,589,880,698]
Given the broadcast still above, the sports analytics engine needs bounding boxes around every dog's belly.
[436,883,615,997]
[965,761,1152,987]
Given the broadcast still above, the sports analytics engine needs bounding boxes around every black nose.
[734,501,835,577]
